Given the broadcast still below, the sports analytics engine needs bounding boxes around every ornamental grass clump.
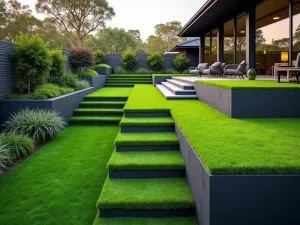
[0,142,11,173]
[0,135,35,161]
[4,108,66,143]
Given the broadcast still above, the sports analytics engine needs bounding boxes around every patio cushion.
[296,53,300,68]
[190,70,198,74]
[198,63,208,69]
[202,69,209,75]
[224,69,242,75]
[211,62,222,67]
[237,60,247,73]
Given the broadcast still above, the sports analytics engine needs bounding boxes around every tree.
[97,28,137,53]
[154,21,182,51]
[256,29,266,46]
[146,35,166,53]
[1,0,41,42]
[294,24,300,44]
[36,0,115,46]
[272,38,289,50]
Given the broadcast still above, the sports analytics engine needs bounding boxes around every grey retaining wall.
[105,54,177,71]
[0,41,15,100]
[152,76,172,85]
[194,82,300,118]
[81,75,106,89]
[0,87,94,124]
[175,123,300,225]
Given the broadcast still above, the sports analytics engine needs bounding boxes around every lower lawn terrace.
[1,35,300,225]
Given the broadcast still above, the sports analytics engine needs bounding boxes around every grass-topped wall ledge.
[80,75,107,89]
[0,87,94,124]
[195,80,300,118]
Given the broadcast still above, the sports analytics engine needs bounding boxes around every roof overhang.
[179,0,264,37]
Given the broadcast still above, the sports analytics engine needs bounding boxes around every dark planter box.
[152,76,172,85]
[81,75,106,89]
[95,68,113,77]
[194,82,300,118]
[175,123,300,225]
[0,87,94,124]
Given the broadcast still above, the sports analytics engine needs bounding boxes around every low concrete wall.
[95,68,113,77]
[175,123,300,225]
[82,75,106,89]
[0,87,94,124]
[152,76,172,85]
[194,83,300,118]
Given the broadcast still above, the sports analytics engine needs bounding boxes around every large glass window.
[211,29,218,63]
[224,20,235,64]
[237,14,246,64]
[293,0,300,64]
[256,0,289,75]
[205,33,210,64]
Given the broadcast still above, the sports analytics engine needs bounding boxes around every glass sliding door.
[224,20,235,64]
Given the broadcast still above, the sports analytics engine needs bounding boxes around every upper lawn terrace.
[125,84,300,175]
[196,80,300,90]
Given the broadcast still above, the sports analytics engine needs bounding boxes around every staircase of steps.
[96,109,197,224]
[69,96,127,125]
[156,77,198,100]
[105,75,153,87]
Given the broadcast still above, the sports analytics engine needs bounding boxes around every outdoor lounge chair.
[223,60,247,79]
[201,62,224,78]
[290,53,300,83]
[189,63,209,75]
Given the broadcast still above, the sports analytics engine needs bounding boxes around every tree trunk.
[27,77,31,94]
[77,36,82,47]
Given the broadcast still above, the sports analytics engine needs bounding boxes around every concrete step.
[156,85,198,100]
[172,77,196,85]
[162,82,196,96]
[166,79,195,90]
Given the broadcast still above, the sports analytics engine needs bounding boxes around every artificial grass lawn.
[70,116,122,122]
[115,132,179,146]
[196,80,300,89]
[93,213,197,225]
[124,85,300,175]
[0,126,119,225]
[86,88,132,97]
[97,178,195,210]
[120,117,174,126]
[108,151,185,171]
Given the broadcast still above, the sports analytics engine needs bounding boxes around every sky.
[13,0,300,43]
[16,0,207,40]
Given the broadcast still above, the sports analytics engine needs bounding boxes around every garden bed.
[1,87,94,123]
[195,80,300,118]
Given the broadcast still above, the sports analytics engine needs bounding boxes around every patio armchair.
[223,60,247,79]
[189,63,209,76]
[201,62,224,78]
[290,53,300,83]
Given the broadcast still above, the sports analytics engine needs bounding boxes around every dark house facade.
[179,0,300,74]
[170,38,210,67]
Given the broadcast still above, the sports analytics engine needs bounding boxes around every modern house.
[178,0,300,75]
[170,38,209,67]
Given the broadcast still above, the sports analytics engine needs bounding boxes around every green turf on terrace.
[124,84,300,175]
[120,117,174,126]
[196,80,300,89]
[93,213,197,225]
[0,126,119,225]
[86,87,132,97]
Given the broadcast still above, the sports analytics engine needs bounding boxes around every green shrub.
[75,80,90,91]
[147,52,164,72]
[93,50,105,64]
[121,50,136,71]
[7,93,34,100]
[0,135,35,160]
[57,72,77,89]
[59,87,75,95]
[0,142,11,173]
[4,108,66,143]
[77,69,98,77]
[33,84,61,99]
[165,69,180,74]
[49,49,66,84]
[182,69,190,74]
[94,64,111,69]
[11,33,52,93]
[174,54,190,73]
[69,47,94,71]
[114,67,127,74]
[136,68,150,74]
